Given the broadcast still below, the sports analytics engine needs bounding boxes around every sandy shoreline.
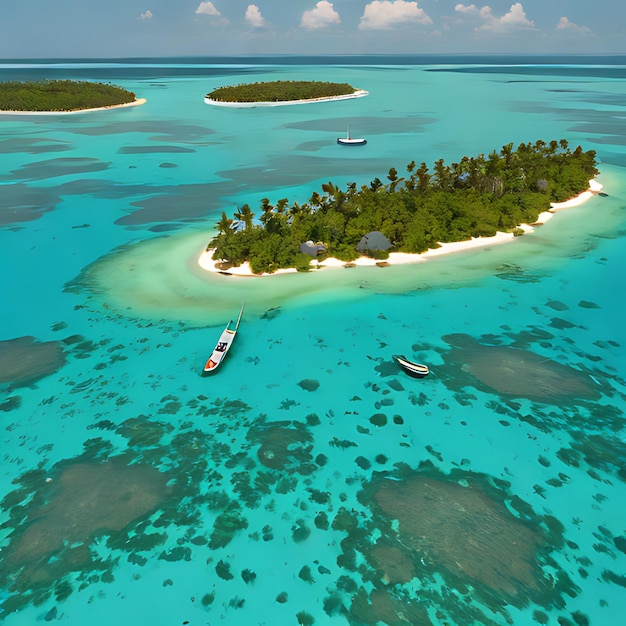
[0,98,147,116]
[204,90,368,108]
[198,179,603,277]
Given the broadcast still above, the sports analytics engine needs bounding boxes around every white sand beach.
[204,90,369,108]
[549,178,603,211]
[0,98,147,116]
[198,179,603,277]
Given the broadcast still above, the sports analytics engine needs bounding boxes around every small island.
[204,140,599,275]
[0,79,143,114]
[204,80,368,108]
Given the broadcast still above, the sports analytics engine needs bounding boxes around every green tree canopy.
[206,80,359,103]
[208,139,599,274]
[0,80,136,112]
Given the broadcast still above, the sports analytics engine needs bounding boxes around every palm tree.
[309,191,322,208]
[276,198,289,214]
[346,181,357,198]
[387,167,404,192]
[404,160,417,191]
[370,177,383,192]
[433,159,451,191]
[260,198,275,227]
[260,197,273,213]
[484,151,504,195]
[416,162,431,192]
[287,200,308,223]
[234,203,255,230]
[321,181,337,197]
[216,212,233,235]
[321,181,344,208]
[500,142,514,166]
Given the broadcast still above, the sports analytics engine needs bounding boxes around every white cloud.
[455,3,534,33]
[477,3,534,32]
[359,1,432,30]
[196,2,221,16]
[301,1,341,30]
[140,10,153,20]
[454,4,479,16]
[245,4,269,28]
[557,16,592,35]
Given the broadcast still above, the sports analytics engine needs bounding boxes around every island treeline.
[206,80,358,103]
[0,80,136,112]
[209,140,598,274]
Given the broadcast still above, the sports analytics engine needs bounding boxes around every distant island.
[0,80,141,113]
[204,80,368,107]
[205,140,599,275]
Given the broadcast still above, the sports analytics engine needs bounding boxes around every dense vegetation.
[209,140,598,274]
[206,80,359,103]
[0,80,136,112]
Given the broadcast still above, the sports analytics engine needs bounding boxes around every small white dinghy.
[392,354,429,378]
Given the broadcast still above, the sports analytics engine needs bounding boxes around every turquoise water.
[1,59,625,625]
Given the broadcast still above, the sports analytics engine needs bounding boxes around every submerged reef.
[350,586,431,625]
[373,475,541,597]
[0,454,172,613]
[323,463,584,625]
[1,371,616,624]
[0,336,66,387]
[247,418,315,473]
[441,333,599,402]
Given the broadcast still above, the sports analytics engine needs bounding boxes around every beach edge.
[0,98,147,116]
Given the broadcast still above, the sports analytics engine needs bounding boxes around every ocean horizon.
[1,57,625,626]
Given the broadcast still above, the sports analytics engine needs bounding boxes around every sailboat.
[337,125,367,146]
[202,304,245,375]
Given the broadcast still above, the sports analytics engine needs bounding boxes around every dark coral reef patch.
[0,336,67,387]
[247,419,315,473]
[441,333,599,402]
[373,474,542,598]
[0,455,172,610]
[326,463,581,625]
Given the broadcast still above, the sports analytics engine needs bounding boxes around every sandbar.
[198,179,603,277]
[204,90,368,108]
[0,98,147,116]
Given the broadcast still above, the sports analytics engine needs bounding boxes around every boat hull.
[337,138,367,146]
[202,328,236,375]
[392,355,429,378]
[202,304,245,375]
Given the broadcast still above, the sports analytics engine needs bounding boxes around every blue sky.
[1,1,624,58]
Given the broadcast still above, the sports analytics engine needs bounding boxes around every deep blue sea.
[1,57,625,626]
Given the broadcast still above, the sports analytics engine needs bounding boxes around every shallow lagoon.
[1,58,626,625]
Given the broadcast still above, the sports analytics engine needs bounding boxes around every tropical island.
[204,80,368,107]
[203,140,599,275]
[0,80,142,113]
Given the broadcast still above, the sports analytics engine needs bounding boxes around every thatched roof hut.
[356,231,391,253]
[299,240,327,257]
